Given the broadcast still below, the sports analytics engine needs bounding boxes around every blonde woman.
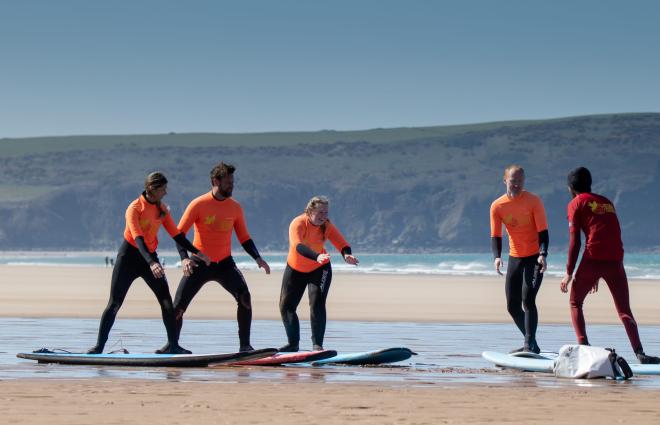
[279,196,359,352]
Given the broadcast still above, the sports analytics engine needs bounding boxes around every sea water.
[2,318,660,388]
[3,251,660,279]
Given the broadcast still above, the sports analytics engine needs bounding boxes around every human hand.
[317,253,331,264]
[494,258,503,276]
[344,255,359,266]
[560,274,572,293]
[256,257,271,274]
[150,262,165,279]
[537,255,547,273]
[182,258,198,276]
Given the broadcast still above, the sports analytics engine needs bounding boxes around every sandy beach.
[2,379,660,425]
[2,265,660,424]
[2,265,660,324]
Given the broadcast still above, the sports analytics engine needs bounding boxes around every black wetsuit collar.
[142,191,158,205]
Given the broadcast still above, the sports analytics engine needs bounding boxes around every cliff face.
[1,113,659,252]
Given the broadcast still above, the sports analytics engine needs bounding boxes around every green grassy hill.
[1,113,659,252]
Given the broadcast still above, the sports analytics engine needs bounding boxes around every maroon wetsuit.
[566,192,642,352]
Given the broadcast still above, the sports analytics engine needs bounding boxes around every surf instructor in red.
[561,167,659,364]
[490,165,549,354]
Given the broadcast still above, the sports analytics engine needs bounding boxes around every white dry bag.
[553,344,633,379]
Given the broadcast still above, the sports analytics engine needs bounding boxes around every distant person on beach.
[279,196,359,352]
[109,258,114,267]
[560,167,660,364]
[87,172,210,355]
[173,162,270,352]
[490,165,549,354]
[105,256,109,267]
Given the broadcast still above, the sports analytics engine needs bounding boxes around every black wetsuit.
[173,256,253,348]
[92,240,178,350]
[279,262,333,349]
[492,230,548,351]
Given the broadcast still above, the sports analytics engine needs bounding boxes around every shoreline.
[2,265,660,324]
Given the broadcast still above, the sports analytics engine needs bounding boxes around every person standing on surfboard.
[279,196,359,352]
[88,172,211,355]
[173,162,270,353]
[561,167,660,364]
[490,165,549,354]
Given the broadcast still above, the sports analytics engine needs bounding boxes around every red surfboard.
[227,350,337,366]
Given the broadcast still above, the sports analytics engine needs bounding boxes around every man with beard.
[172,162,270,353]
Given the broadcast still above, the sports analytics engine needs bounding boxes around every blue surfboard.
[311,347,416,366]
[482,351,660,375]
[17,348,278,367]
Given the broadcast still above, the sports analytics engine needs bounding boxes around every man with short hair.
[490,165,549,354]
[561,167,659,364]
[173,162,270,353]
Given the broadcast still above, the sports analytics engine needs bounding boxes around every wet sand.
[3,265,660,424]
[2,379,660,425]
[1,265,660,324]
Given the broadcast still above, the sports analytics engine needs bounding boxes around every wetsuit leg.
[307,263,332,348]
[601,261,643,352]
[570,257,601,345]
[279,265,308,348]
[214,257,253,348]
[139,261,179,346]
[505,257,526,337]
[92,242,141,351]
[521,255,543,350]
[173,262,213,339]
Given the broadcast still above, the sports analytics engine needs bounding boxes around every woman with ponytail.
[278,196,359,352]
[88,172,210,355]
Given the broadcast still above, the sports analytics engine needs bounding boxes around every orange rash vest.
[124,195,179,252]
[177,192,251,263]
[490,191,548,258]
[287,213,349,273]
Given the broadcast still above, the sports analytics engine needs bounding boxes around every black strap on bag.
[607,348,634,380]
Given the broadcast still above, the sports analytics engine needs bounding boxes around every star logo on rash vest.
[204,215,216,225]
[588,201,615,215]
[503,213,531,228]
[139,218,151,232]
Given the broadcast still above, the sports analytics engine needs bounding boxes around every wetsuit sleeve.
[233,206,251,244]
[566,230,581,275]
[134,236,157,264]
[296,243,320,260]
[490,203,502,237]
[566,200,581,275]
[538,230,549,257]
[161,211,180,238]
[177,201,197,235]
[326,221,350,253]
[491,237,502,259]
[533,197,549,232]
[241,239,261,260]
[125,203,145,239]
[341,246,352,257]
[173,233,199,258]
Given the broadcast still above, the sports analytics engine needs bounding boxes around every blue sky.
[1,0,659,138]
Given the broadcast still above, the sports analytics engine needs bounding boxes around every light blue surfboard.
[482,351,660,375]
[311,347,416,366]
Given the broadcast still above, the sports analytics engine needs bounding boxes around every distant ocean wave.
[2,252,660,279]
